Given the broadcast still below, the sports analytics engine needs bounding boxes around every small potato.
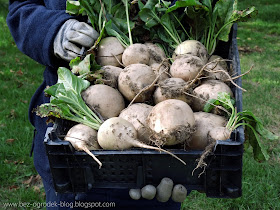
[156,178,174,202]
[122,43,150,66]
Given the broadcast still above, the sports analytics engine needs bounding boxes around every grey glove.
[54,19,99,61]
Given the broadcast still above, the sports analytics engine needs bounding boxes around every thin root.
[128,59,169,107]
[192,140,217,177]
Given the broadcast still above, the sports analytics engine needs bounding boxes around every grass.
[0,0,46,206]
[0,0,280,209]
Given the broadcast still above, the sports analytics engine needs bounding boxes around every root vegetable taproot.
[82,84,125,119]
[65,124,102,168]
[147,99,195,146]
[153,78,192,105]
[189,112,227,150]
[97,117,186,165]
[192,80,233,112]
[118,64,156,102]
[96,37,125,67]
[119,103,153,144]
[173,40,208,64]
[170,55,204,82]
[122,43,150,66]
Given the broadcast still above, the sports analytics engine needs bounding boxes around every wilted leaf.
[6,139,15,144]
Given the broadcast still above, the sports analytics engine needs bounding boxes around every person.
[7,0,182,209]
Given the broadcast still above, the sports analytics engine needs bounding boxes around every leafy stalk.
[204,92,279,161]
[35,67,102,130]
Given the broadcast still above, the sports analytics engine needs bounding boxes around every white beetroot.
[170,55,204,82]
[97,117,186,165]
[173,40,208,64]
[96,37,125,67]
[82,84,125,119]
[122,43,150,66]
[65,124,102,168]
[189,112,227,150]
[153,78,192,105]
[118,64,156,102]
[147,99,195,146]
[119,103,153,144]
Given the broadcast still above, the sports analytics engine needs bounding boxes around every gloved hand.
[54,19,99,62]
[129,177,188,203]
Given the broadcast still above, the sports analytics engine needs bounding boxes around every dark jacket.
[6,0,79,185]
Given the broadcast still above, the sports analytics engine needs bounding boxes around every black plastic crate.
[44,23,244,198]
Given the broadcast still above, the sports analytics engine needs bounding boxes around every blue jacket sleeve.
[6,0,76,69]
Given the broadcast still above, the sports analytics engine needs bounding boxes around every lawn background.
[0,0,279,209]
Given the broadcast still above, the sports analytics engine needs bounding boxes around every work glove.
[129,177,188,203]
[54,19,99,62]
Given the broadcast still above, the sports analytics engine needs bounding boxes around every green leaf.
[203,98,220,112]
[166,0,202,13]
[245,123,270,161]
[57,67,90,94]
[70,54,92,75]
[66,0,86,15]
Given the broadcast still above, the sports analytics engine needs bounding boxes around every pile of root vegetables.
[36,0,277,174]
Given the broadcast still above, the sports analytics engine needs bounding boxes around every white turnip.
[208,126,231,141]
[173,40,208,64]
[82,84,125,119]
[192,80,233,112]
[119,103,153,144]
[188,112,227,150]
[118,64,156,102]
[153,78,191,105]
[144,42,167,66]
[147,99,195,146]
[122,43,150,66]
[96,37,125,67]
[170,55,204,82]
[100,65,123,88]
[97,117,186,165]
[150,63,170,83]
[65,124,102,168]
